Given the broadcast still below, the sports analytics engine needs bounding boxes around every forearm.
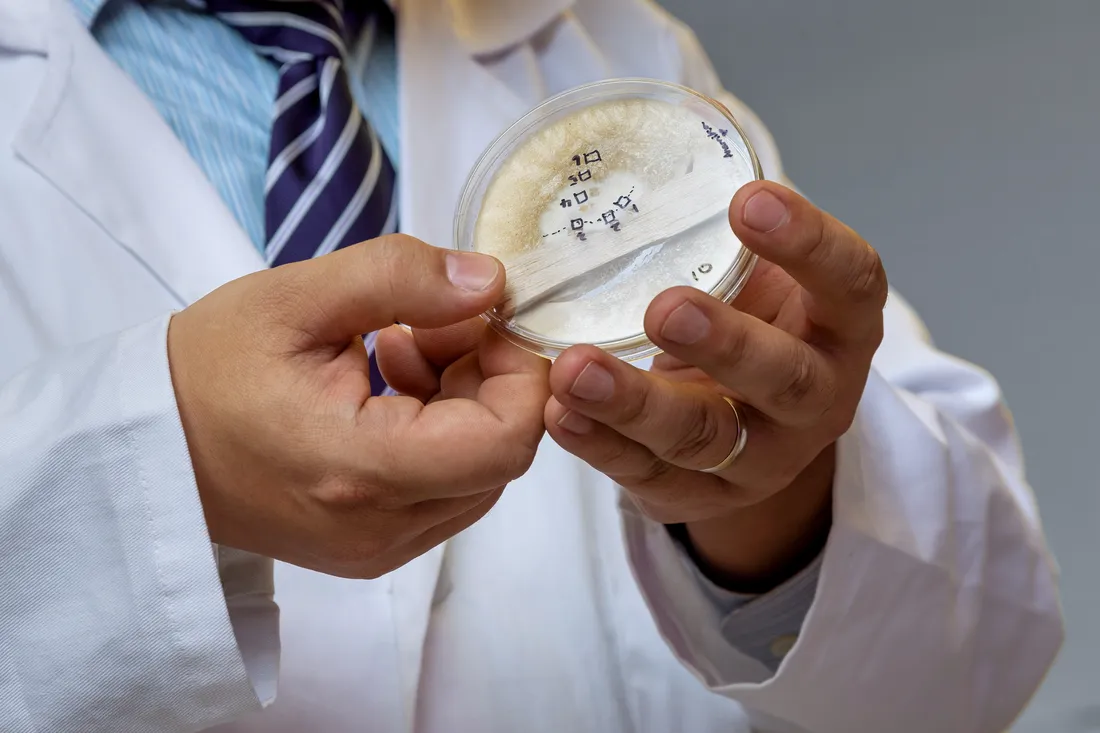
[680,447,834,594]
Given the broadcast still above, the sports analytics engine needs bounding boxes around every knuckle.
[595,437,638,477]
[797,209,832,264]
[615,385,657,428]
[820,391,860,436]
[491,429,541,484]
[662,398,723,465]
[817,373,840,418]
[844,246,889,307]
[314,470,397,513]
[370,232,417,261]
[374,237,411,294]
[768,350,821,412]
[633,457,675,489]
[310,471,362,507]
[364,234,424,297]
[717,321,751,365]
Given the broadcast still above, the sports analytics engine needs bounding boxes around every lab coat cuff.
[666,528,823,672]
[126,315,276,711]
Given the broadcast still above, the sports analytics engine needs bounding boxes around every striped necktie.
[204,0,398,394]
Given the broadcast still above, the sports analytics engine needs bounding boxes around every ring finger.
[645,287,837,427]
[544,397,753,521]
[548,346,811,490]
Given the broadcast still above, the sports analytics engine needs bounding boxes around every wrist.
[678,445,834,593]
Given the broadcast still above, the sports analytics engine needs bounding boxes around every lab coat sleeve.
[619,13,1064,732]
[621,291,1064,733]
[0,314,278,733]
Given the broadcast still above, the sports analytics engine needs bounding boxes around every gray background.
[658,0,1099,729]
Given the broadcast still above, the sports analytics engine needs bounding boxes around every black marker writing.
[571,149,602,167]
[700,122,733,158]
[691,263,714,281]
[569,169,592,185]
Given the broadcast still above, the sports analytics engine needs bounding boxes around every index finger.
[412,317,487,368]
[729,181,888,341]
[360,329,549,498]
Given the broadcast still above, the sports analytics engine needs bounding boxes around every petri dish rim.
[454,77,764,362]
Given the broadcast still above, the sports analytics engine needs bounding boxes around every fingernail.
[570,362,614,402]
[446,252,500,291]
[557,410,594,434]
[742,190,789,233]
[660,301,710,345]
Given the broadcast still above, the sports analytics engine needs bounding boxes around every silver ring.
[700,396,748,474]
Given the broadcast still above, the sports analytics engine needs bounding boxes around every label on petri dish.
[472,94,755,352]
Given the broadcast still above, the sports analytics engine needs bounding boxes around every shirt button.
[769,634,798,659]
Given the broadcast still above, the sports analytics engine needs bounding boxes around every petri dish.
[453,78,763,362]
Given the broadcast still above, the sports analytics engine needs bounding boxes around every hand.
[168,235,550,579]
[544,181,887,590]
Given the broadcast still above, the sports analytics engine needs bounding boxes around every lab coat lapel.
[10,0,555,725]
[12,0,264,311]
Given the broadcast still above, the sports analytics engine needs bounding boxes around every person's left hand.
[544,180,887,589]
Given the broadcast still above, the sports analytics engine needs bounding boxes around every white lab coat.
[0,0,1064,731]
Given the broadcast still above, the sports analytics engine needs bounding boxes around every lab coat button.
[769,634,798,659]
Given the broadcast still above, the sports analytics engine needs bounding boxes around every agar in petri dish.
[454,78,763,361]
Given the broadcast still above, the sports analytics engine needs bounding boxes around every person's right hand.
[167,235,549,579]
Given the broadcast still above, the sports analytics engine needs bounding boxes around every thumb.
[276,234,505,344]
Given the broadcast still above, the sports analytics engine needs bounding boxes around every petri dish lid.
[454,78,763,362]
